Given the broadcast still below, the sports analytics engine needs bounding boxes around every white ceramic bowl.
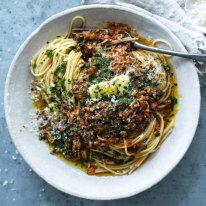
[5,5,200,200]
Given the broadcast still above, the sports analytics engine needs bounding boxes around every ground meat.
[77,97,151,143]
[72,70,89,100]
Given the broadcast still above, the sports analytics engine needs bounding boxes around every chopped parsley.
[170,96,178,110]
[157,89,163,96]
[88,53,113,84]
[112,151,124,164]
[45,49,53,59]
[90,69,114,84]
[138,71,158,89]
[32,63,37,69]
[67,91,73,98]
[49,77,66,102]
[77,35,84,43]
[41,87,49,94]
[54,61,67,75]
[155,132,160,137]
[81,63,90,70]
[95,55,110,69]
[164,65,171,73]
[118,97,134,108]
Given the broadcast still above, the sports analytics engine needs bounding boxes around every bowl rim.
[4,4,200,200]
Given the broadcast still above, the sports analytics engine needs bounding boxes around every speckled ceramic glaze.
[4,5,200,200]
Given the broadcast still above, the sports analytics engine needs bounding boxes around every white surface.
[5,5,200,200]
[185,0,206,34]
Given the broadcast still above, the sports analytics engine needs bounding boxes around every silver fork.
[72,28,206,63]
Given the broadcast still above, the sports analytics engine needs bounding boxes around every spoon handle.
[133,41,206,63]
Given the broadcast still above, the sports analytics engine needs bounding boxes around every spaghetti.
[30,16,178,175]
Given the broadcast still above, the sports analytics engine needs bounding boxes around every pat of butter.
[88,74,130,99]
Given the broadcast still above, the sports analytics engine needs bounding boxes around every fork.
[72,28,206,63]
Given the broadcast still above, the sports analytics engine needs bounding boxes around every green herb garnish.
[157,89,163,96]
[95,56,110,69]
[164,65,171,73]
[54,61,67,75]
[81,63,90,70]
[67,91,73,98]
[155,132,160,137]
[118,97,134,108]
[77,35,84,43]
[45,49,53,59]
[170,96,178,110]
[88,53,113,84]
[32,63,37,69]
